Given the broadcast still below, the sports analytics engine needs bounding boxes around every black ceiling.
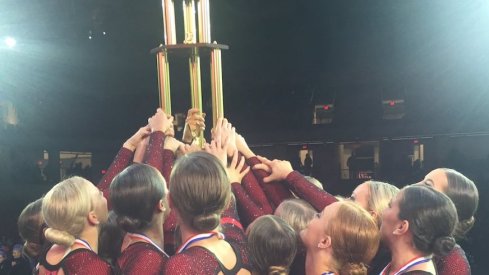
[1,0,489,143]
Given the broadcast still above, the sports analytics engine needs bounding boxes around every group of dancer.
[14,108,478,275]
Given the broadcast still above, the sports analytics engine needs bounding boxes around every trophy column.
[152,0,228,144]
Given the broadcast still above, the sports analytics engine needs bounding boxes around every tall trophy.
[151,0,228,145]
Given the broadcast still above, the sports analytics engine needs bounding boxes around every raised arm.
[97,125,150,206]
[143,109,174,174]
[237,134,293,209]
[253,156,337,212]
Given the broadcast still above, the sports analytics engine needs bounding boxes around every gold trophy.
[152,0,228,146]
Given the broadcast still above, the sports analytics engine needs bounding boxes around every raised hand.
[226,150,250,184]
[148,108,174,133]
[236,133,255,159]
[180,143,202,155]
[212,118,237,157]
[123,125,151,151]
[164,136,184,153]
[253,156,293,183]
[133,136,150,163]
[204,136,228,167]
[182,108,205,143]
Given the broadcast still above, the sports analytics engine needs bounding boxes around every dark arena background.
[1,0,489,273]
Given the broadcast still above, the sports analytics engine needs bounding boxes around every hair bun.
[433,236,456,256]
[454,217,475,240]
[340,262,368,275]
[268,265,287,275]
[44,228,75,247]
[191,213,220,232]
[116,215,147,232]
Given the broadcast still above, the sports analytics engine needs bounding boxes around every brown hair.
[169,152,231,232]
[399,185,457,256]
[247,215,298,275]
[17,198,45,258]
[110,163,167,232]
[442,168,479,239]
[274,198,316,232]
[326,201,380,275]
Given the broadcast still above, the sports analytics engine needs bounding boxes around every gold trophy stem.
[162,0,176,45]
[183,0,197,44]
[197,0,211,43]
[157,51,172,114]
[210,46,223,127]
[189,48,204,146]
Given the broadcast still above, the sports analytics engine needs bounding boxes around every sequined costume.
[97,147,134,209]
[163,197,252,274]
[231,155,274,226]
[38,246,112,275]
[96,131,178,254]
[142,131,178,253]
[247,156,294,209]
[434,244,471,275]
[284,171,338,211]
[117,242,168,275]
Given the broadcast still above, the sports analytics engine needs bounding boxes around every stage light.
[4,37,16,48]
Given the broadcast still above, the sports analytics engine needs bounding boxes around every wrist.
[152,128,166,133]
[123,142,137,152]
[240,148,255,159]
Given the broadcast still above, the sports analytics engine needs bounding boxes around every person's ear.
[393,220,409,235]
[318,235,332,249]
[156,199,166,213]
[87,210,100,225]
[369,210,378,221]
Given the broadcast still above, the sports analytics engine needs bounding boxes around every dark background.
[1,0,489,273]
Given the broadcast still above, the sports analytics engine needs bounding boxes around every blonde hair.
[304,176,323,190]
[366,181,399,227]
[326,201,380,275]
[42,176,94,247]
[274,199,316,232]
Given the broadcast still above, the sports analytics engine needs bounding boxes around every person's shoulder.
[62,249,112,275]
[435,244,470,275]
[119,243,167,274]
[164,249,216,274]
[122,242,168,262]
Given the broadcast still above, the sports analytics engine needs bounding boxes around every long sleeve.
[143,131,165,173]
[161,149,175,185]
[141,131,179,254]
[284,171,337,211]
[97,147,134,209]
[240,160,274,214]
[247,156,293,209]
[231,182,268,227]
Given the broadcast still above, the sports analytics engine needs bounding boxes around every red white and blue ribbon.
[176,232,225,253]
[126,233,169,257]
[74,239,93,252]
[380,256,432,275]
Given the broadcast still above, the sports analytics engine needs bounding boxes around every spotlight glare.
[4,37,16,48]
